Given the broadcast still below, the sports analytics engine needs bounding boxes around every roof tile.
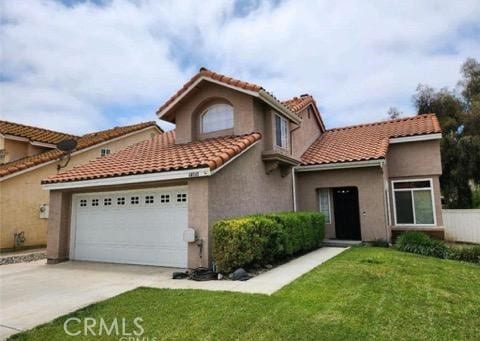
[42,131,262,184]
[301,114,441,165]
[0,121,159,178]
[0,120,75,144]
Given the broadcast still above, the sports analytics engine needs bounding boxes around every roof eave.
[259,90,302,124]
[42,168,212,190]
[389,133,442,144]
[296,159,385,172]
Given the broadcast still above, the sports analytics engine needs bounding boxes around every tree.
[412,58,480,208]
[387,107,402,119]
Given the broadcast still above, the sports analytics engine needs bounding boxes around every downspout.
[292,167,297,212]
[380,160,391,242]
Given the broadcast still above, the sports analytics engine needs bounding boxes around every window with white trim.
[100,148,110,157]
[80,199,87,207]
[104,198,112,206]
[318,189,331,224]
[392,179,435,225]
[160,194,170,203]
[275,114,288,148]
[130,196,139,205]
[201,104,234,134]
[117,197,125,205]
[145,195,154,204]
[91,199,99,207]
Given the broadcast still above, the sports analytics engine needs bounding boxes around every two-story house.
[0,121,162,250]
[42,68,443,269]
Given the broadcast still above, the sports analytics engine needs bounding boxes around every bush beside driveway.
[11,247,480,340]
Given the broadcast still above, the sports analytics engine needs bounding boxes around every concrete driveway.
[0,247,346,339]
[0,260,177,339]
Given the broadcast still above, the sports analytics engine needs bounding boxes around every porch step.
[322,239,363,247]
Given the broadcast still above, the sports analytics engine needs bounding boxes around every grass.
[10,247,480,340]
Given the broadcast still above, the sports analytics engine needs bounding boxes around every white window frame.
[275,113,288,149]
[391,178,437,227]
[318,188,332,224]
[201,104,234,134]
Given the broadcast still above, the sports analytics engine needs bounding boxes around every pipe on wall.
[292,168,297,212]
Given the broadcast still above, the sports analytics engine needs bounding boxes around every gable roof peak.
[156,68,301,124]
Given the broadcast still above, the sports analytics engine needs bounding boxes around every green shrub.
[213,212,325,273]
[448,245,480,263]
[395,232,449,259]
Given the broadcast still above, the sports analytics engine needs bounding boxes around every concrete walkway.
[0,247,346,339]
[149,246,347,294]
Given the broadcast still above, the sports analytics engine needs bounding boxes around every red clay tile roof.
[0,121,159,178]
[156,67,301,122]
[282,94,326,131]
[0,120,76,144]
[301,114,441,165]
[156,68,263,117]
[42,131,262,184]
[282,95,314,113]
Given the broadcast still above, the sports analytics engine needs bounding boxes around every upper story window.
[275,114,288,149]
[100,148,110,157]
[201,104,234,134]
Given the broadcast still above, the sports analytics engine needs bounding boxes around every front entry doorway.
[333,187,361,240]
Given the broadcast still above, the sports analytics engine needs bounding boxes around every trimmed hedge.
[448,245,480,263]
[396,231,449,258]
[395,231,480,264]
[213,212,325,273]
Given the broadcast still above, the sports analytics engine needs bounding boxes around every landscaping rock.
[231,268,251,281]
[0,251,46,265]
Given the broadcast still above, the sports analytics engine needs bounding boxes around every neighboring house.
[42,68,443,269]
[0,121,162,250]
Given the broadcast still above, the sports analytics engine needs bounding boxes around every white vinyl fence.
[443,209,480,244]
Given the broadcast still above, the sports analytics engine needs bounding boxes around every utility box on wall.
[39,204,49,219]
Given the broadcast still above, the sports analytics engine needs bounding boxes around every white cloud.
[1,0,479,133]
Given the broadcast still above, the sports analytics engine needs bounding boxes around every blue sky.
[1,0,479,134]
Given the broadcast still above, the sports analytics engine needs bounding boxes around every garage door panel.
[72,187,188,268]
[74,244,186,267]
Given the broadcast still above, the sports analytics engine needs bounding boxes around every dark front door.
[333,187,361,240]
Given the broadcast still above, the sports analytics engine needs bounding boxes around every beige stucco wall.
[291,107,322,159]
[170,82,261,144]
[386,140,443,228]
[0,127,159,249]
[208,142,294,263]
[296,166,388,241]
[187,178,210,268]
[387,140,442,177]
[46,191,72,262]
[4,139,29,163]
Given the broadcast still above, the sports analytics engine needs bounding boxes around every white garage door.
[71,186,188,268]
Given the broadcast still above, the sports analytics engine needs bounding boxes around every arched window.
[201,104,234,134]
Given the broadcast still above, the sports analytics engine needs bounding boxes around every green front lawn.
[11,248,480,340]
